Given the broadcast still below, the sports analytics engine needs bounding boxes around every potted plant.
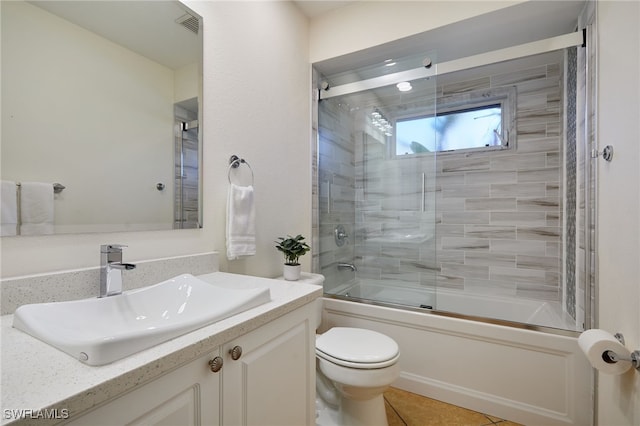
[275,234,311,281]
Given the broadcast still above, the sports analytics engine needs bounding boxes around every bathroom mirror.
[1,0,203,235]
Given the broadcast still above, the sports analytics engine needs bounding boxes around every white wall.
[175,62,200,103]
[2,1,174,232]
[0,1,311,278]
[194,0,312,277]
[595,1,640,424]
[308,0,523,63]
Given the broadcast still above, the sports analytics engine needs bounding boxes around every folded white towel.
[20,182,54,236]
[226,183,256,260]
[1,180,18,236]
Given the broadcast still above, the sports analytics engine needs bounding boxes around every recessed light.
[396,82,412,92]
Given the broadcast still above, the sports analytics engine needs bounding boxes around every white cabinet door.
[222,304,316,426]
[68,351,221,426]
[66,301,318,426]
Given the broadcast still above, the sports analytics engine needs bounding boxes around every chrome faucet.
[100,244,136,297]
[337,262,357,272]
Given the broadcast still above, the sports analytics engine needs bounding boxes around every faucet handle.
[101,244,128,253]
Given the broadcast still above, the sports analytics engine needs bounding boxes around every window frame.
[392,86,517,157]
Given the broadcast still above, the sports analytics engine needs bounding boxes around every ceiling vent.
[176,13,199,35]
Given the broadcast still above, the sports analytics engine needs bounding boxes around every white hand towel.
[20,182,54,236]
[226,183,256,260]
[1,181,18,236]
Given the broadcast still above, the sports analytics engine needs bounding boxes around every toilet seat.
[316,327,399,369]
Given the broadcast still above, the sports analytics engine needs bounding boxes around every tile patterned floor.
[384,387,523,426]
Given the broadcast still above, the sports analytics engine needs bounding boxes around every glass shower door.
[317,32,591,331]
[357,116,438,308]
[317,55,438,309]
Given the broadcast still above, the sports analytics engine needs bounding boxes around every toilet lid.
[316,327,399,369]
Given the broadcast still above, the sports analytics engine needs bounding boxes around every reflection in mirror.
[1,0,203,235]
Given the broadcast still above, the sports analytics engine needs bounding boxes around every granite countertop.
[1,272,322,425]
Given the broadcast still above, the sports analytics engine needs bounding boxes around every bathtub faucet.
[337,263,357,272]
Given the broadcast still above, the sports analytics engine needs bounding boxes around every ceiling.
[310,1,587,77]
[30,0,586,80]
[293,1,357,18]
[29,1,201,70]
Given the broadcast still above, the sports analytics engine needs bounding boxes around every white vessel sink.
[12,274,271,365]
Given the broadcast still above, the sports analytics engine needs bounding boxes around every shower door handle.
[421,173,426,212]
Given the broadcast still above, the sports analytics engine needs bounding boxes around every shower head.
[423,57,433,69]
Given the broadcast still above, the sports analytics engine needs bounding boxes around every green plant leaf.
[274,234,310,265]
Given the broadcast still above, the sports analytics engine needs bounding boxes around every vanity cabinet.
[66,350,220,425]
[221,305,315,425]
[67,301,318,426]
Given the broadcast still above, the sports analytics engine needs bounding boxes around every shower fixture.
[337,263,357,272]
[334,225,349,247]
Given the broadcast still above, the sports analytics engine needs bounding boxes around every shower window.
[394,86,516,156]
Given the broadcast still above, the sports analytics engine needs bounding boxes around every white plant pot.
[283,264,302,281]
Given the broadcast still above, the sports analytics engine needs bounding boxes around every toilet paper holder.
[606,333,640,371]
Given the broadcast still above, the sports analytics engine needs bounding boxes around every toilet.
[315,327,400,426]
[276,272,400,426]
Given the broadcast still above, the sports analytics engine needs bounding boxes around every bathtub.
[330,280,579,331]
[321,291,593,425]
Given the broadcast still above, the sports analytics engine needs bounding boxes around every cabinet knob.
[208,356,223,373]
[229,345,243,360]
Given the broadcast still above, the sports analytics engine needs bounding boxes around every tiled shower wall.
[315,59,571,304]
[577,8,597,330]
[352,122,437,289]
[427,62,564,301]
[316,91,357,292]
[574,43,588,329]
[565,47,578,320]
[174,103,200,229]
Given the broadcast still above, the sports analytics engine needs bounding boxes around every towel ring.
[228,155,254,186]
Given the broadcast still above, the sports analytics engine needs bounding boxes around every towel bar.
[16,182,65,194]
